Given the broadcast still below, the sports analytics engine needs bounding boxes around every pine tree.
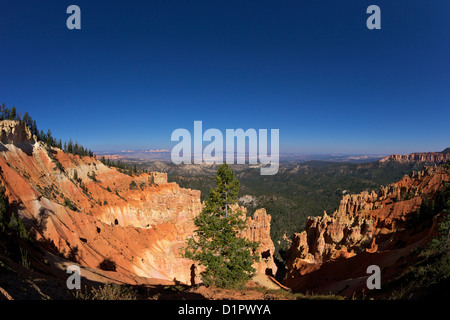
[184,163,259,289]
[67,139,73,154]
[207,163,240,217]
[9,106,17,120]
[22,112,29,125]
[38,130,44,142]
[31,120,38,136]
[46,129,53,147]
[0,104,4,120]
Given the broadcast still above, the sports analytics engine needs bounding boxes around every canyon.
[0,119,448,299]
[0,120,276,287]
[284,163,449,297]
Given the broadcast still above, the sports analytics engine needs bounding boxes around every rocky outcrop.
[242,208,278,276]
[0,120,276,286]
[0,120,35,145]
[379,149,450,163]
[284,165,450,292]
[0,132,203,284]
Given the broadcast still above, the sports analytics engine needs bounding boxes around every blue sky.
[1,0,449,154]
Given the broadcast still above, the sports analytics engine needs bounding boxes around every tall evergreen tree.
[207,163,240,217]
[0,104,5,120]
[9,106,17,120]
[67,139,73,154]
[184,163,259,289]
[22,112,29,125]
[46,129,53,147]
[31,120,38,136]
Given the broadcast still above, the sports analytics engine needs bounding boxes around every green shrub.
[8,212,30,240]
[90,283,136,300]
[87,171,97,181]
[98,258,116,272]
[129,181,138,190]
[75,283,137,300]
[64,198,78,211]
[54,161,64,172]
[20,246,31,269]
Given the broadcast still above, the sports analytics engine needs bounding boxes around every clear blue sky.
[1,1,449,154]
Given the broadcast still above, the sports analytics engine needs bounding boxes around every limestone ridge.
[379,148,450,163]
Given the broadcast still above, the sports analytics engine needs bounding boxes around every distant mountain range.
[95,150,386,164]
[380,148,450,163]
[96,148,450,164]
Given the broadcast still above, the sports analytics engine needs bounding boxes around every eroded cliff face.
[380,151,450,163]
[0,120,35,145]
[0,121,203,283]
[0,120,276,285]
[242,208,278,276]
[284,165,450,294]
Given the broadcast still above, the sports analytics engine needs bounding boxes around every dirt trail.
[252,273,289,290]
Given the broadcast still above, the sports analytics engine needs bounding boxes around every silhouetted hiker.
[190,264,197,287]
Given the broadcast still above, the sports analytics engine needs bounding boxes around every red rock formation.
[242,208,278,276]
[284,164,450,295]
[0,120,202,284]
[0,120,276,286]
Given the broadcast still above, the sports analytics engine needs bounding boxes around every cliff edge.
[284,164,450,297]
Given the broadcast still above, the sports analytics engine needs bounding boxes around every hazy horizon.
[91,146,448,157]
[91,147,449,165]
